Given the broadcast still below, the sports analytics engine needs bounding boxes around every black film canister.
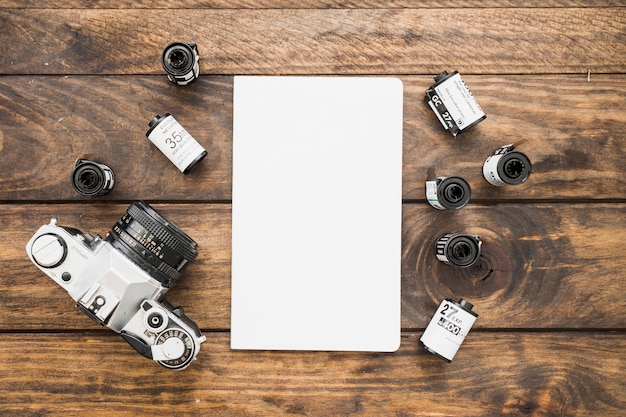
[435,234,482,268]
[425,176,471,210]
[161,42,200,86]
[483,144,531,186]
[71,158,115,196]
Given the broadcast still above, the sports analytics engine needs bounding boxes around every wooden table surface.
[1,1,625,416]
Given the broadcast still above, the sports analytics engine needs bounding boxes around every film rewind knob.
[152,337,186,361]
[162,337,185,359]
[31,234,67,268]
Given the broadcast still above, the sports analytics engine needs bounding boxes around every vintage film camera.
[25,201,206,370]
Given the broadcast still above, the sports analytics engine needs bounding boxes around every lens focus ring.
[106,202,198,287]
[125,202,198,262]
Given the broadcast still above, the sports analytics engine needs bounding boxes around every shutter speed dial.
[154,329,195,370]
[31,233,68,268]
[161,337,186,360]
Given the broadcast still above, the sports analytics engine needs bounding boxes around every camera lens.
[106,201,198,287]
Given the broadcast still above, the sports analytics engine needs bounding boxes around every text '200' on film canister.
[146,114,207,174]
[420,298,478,362]
[162,42,200,86]
[426,71,486,137]
[426,176,471,210]
[483,142,531,186]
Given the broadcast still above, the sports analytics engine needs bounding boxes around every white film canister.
[420,298,477,362]
[146,114,207,174]
[483,144,531,186]
[425,71,486,137]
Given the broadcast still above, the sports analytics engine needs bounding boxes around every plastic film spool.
[483,144,531,186]
[435,234,482,268]
[161,42,200,86]
[71,158,115,196]
[425,176,471,210]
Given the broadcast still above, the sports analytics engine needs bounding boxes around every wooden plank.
[1,9,624,75]
[0,76,234,201]
[0,332,623,416]
[1,1,623,9]
[403,74,626,201]
[1,2,622,416]
[2,202,625,331]
[401,202,626,330]
[0,203,232,331]
[0,75,624,202]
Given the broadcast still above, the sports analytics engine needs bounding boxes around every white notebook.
[231,76,403,351]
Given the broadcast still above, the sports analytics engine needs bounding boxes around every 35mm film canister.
[71,158,115,196]
[435,234,482,268]
[146,114,207,174]
[483,143,531,186]
[426,176,471,210]
[425,71,486,137]
[161,42,200,86]
[420,298,478,362]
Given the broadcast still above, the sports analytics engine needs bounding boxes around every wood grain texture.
[1,8,624,75]
[0,75,624,202]
[401,203,626,330]
[1,1,624,415]
[0,76,233,201]
[1,0,624,9]
[2,203,625,331]
[0,332,623,416]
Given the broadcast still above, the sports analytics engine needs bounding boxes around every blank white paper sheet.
[231,76,403,352]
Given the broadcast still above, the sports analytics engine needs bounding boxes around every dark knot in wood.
[433,240,512,298]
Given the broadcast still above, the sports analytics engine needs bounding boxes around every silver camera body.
[25,202,206,370]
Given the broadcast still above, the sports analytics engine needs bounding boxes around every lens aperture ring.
[126,202,198,262]
[116,214,189,269]
[108,223,182,286]
[106,202,198,288]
